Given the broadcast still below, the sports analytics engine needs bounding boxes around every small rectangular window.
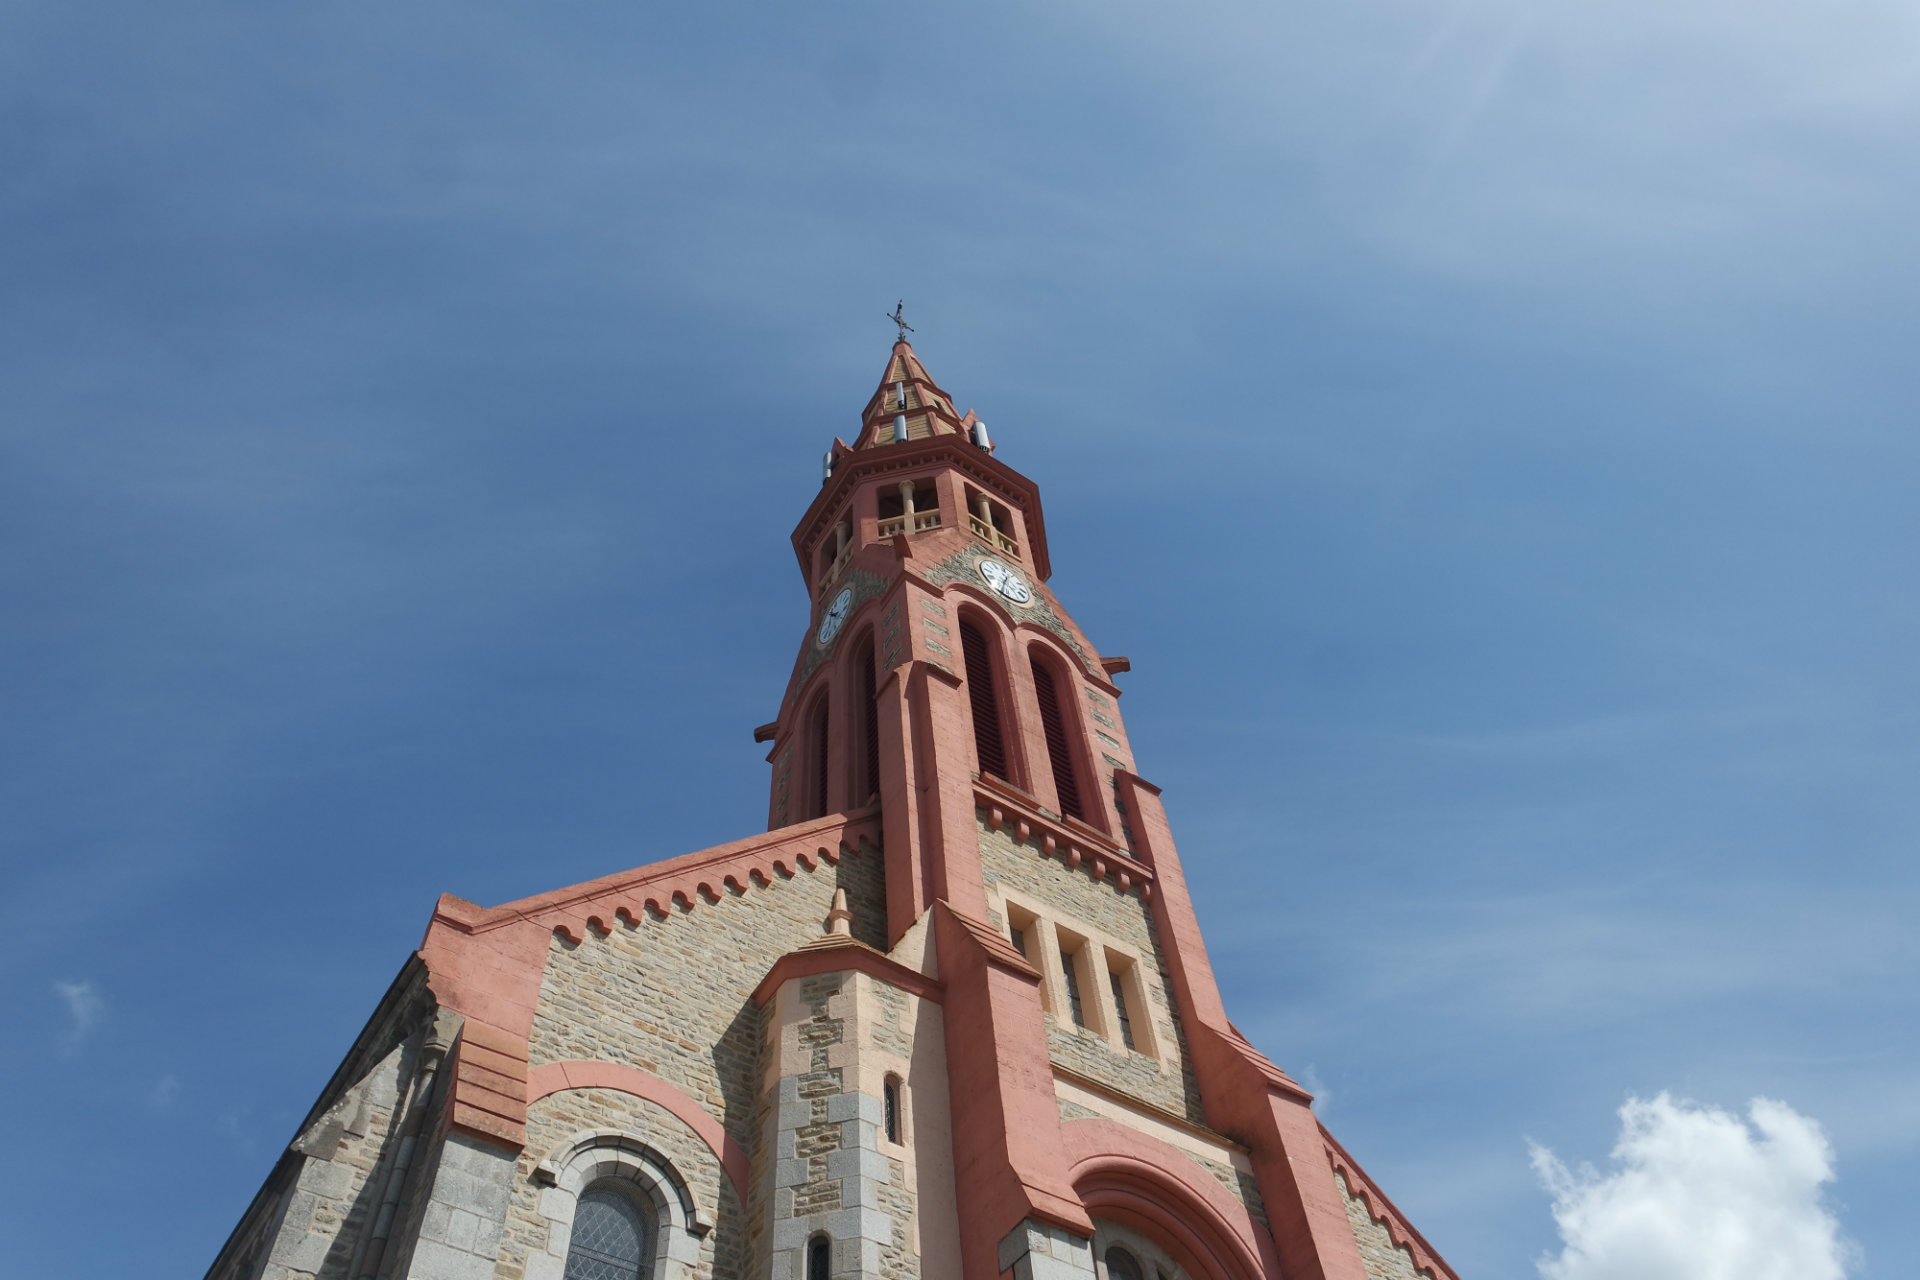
[883,1078,901,1144]
[1009,925,1026,956]
[1109,969,1136,1050]
[1060,946,1086,1027]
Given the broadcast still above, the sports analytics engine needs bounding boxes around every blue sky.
[2,2,1915,1277]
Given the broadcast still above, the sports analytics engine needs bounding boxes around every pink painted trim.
[1060,1117,1280,1280]
[1322,1126,1459,1280]
[527,1061,749,1207]
[430,812,881,944]
[971,779,1156,899]
[750,940,945,1007]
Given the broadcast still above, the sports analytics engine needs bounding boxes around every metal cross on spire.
[887,301,915,342]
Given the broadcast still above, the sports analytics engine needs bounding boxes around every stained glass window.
[564,1185,649,1280]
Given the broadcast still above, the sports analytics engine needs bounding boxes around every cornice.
[1323,1125,1461,1280]
[973,777,1155,901]
[429,812,883,944]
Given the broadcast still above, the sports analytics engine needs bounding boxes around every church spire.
[849,339,991,453]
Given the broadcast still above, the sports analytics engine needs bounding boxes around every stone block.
[772,1217,815,1251]
[824,1091,882,1125]
[268,1229,328,1274]
[825,1146,891,1185]
[1001,1218,1096,1277]
[297,1159,353,1199]
[823,1204,891,1245]
[446,1208,479,1252]
[419,1199,453,1244]
[406,1238,500,1280]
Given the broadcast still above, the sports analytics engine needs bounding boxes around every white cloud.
[1532,1093,1854,1280]
[52,978,102,1048]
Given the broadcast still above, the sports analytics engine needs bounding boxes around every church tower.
[207,339,1459,1280]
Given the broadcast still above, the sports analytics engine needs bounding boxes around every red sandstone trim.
[429,812,882,944]
[526,1061,750,1208]
[940,903,1042,979]
[749,938,946,1007]
[1321,1127,1459,1280]
[1050,1065,1248,1154]
[1059,1117,1280,1280]
[972,779,1156,900]
[448,1021,530,1149]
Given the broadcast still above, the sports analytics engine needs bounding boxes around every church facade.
[207,341,1459,1280]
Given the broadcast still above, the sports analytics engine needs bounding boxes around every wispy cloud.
[1532,1093,1855,1280]
[52,979,102,1051]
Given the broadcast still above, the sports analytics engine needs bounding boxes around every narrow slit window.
[1009,924,1026,956]
[810,694,831,819]
[960,620,1008,780]
[808,1236,831,1280]
[883,1076,902,1144]
[1060,946,1086,1027]
[1109,969,1136,1050]
[1030,657,1084,820]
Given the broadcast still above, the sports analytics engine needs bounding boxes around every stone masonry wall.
[760,968,924,1280]
[218,1014,435,1280]
[495,1089,742,1280]
[975,817,1204,1124]
[1338,1172,1432,1280]
[527,844,886,1155]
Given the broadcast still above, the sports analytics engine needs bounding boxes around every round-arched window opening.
[883,1075,904,1145]
[807,1234,832,1280]
[565,1184,652,1280]
[1103,1245,1145,1280]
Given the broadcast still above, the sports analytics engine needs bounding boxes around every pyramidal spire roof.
[851,339,979,450]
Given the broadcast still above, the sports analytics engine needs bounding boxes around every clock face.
[975,558,1033,605]
[816,586,854,646]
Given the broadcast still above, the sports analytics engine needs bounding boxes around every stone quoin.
[207,338,1461,1280]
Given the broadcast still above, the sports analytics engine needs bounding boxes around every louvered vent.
[960,620,1008,780]
[1030,657,1084,820]
[810,694,831,819]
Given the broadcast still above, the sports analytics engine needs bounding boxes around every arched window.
[1103,1245,1144,1280]
[959,618,1008,781]
[565,1183,652,1280]
[883,1074,903,1145]
[807,1234,832,1280]
[1028,653,1084,821]
[808,691,831,819]
[857,633,880,803]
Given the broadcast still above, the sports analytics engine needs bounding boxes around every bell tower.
[757,339,1132,938]
[742,338,1449,1280]
[208,333,1460,1280]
